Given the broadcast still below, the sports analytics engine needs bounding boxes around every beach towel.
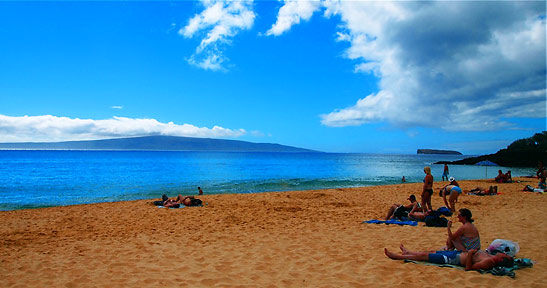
[362,219,418,226]
[403,258,533,278]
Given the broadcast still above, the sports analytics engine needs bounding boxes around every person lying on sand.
[161,194,198,208]
[408,209,431,221]
[385,195,421,220]
[446,208,480,251]
[465,186,497,196]
[384,244,513,271]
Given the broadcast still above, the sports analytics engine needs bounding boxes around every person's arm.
[409,203,419,214]
[442,189,449,207]
[447,222,464,240]
[465,249,477,270]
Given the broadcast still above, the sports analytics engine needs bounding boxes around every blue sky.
[0,1,545,154]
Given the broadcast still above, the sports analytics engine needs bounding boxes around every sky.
[0,0,545,154]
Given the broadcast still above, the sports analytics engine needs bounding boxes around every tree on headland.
[438,131,547,168]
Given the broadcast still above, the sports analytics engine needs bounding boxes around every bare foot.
[384,248,397,259]
[399,244,410,255]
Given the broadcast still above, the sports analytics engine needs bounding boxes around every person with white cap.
[440,178,463,213]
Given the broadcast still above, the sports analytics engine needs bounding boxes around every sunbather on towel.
[446,208,481,251]
[163,195,197,207]
[465,186,497,196]
[384,244,513,271]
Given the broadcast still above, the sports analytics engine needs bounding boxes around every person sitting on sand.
[495,170,505,183]
[385,195,421,220]
[446,208,480,251]
[538,170,546,189]
[439,184,462,213]
[465,186,497,196]
[384,245,513,271]
[504,171,513,183]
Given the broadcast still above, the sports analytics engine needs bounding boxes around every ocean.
[0,150,535,211]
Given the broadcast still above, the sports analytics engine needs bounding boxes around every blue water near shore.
[0,150,535,211]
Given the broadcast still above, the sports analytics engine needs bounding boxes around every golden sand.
[1,177,545,287]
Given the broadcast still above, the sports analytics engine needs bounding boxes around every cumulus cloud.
[0,115,246,143]
[179,0,255,71]
[266,1,545,131]
[265,0,321,36]
[320,1,546,131]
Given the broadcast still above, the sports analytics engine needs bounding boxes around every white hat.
[449,177,455,182]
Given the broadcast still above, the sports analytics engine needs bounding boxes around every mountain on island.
[417,149,462,155]
[0,135,319,153]
[437,131,547,168]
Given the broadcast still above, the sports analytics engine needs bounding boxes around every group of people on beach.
[384,165,515,271]
[155,187,204,208]
[495,170,513,183]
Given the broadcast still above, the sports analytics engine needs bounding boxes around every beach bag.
[437,207,453,217]
[425,216,448,227]
[487,239,520,257]
[189,198,203,206]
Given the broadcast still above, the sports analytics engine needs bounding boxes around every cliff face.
[417,149,462,155]
[438,131,547,168]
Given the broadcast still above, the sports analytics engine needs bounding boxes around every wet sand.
[1,177,545,287]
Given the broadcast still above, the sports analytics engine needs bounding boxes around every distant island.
[417,149,462,155]
[436,131,546,168]
[0,135,319,153]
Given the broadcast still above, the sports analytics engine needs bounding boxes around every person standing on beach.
[422,166,434,212]
[198,187,203,195]
[442,164,449,181]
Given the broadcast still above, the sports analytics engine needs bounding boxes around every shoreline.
[1,177,545,287]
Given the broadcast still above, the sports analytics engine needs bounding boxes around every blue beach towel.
[362,219,418,226]
[403,258,533,278]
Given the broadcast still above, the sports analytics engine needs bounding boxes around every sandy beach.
[1,177,545,287]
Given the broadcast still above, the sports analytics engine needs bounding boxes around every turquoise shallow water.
[0,150,535,210]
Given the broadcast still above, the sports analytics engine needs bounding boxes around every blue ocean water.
[0,150,535,211]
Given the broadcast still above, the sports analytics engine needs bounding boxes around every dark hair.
[409,195,416,201]
[497,256,514,268]
[459,208,474,223]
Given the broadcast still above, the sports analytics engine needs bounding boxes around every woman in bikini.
[421,166,434,212]
[446,208,480,252]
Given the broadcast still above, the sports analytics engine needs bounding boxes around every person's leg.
[426,193,433,211]
[449,192,458,213]
[400,244,435,255]
[385,248,429,261]
[447,236,466,251]
[386,204,398,220]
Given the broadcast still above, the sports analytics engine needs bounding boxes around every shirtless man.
[385,195,421,220]
[384,244,513,271]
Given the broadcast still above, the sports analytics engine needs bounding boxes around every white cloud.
[265,0,321,36]
[111,106,123,110]
[0,115,246,143]
[265,1,546,131]
[319,1,546,131]
[180,0,255,71]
